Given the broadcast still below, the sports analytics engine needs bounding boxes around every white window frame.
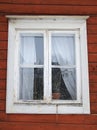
[6,16,90,114]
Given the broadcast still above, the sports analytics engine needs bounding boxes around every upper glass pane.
[20,33,44,65]
[51,33,75,66]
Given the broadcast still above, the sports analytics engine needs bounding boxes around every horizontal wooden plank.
[0,70,6,79]
[90,93,97,103]
[1,0,97,6]
[89,63,97,72]
[0,101,5,111]
[87,16,97,25]
[0,61,7,69]
[0,113,97,125]
[0,41,8,50]
[88,35,97,44]
[89,72,97,83]
[0,16,8,23]
[0,80,6,90]
[88,44,97,53]
[0,23,8,32]
[87,25,97,34]
[0,32,8,41]
[91,103,97,114]
[57,114,97,125]
[0,90,6,100]
[0,4,97,15]
[0,122,97,130]
[0,112,56,123]
[90,83,97,93]
[0,51,7,60]
[88,54,97,62]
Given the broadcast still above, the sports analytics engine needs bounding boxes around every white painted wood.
[57,105,84,114]
[44,31,50,102]
[51,65,76,68]
[80,21,90,114]
[44,30,52,102]
[6,16,90,114]
[75,31,82,103]
[6,15,89,20]
[48,31,53,102]
[14,29,20,101]
[20,64,44,68]
[6,21,16,113]
[7,104,56,114]
[14,22,83,30]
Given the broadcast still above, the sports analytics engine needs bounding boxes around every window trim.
[6,16,90,114]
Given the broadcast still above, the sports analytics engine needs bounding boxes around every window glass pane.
[19,68,43,100]
[51,34,75,65]
[52,68,76,100]
[20,34,44,65]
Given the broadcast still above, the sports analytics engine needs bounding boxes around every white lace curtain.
[52,36,76,99]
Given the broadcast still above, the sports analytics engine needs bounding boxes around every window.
[6,16,90,114]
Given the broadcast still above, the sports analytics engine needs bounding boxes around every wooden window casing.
[6,16,90,114]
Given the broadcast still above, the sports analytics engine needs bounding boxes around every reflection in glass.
[52,34,75,65]
[20,34,44,65]
[52,68,76,100]
[19,68,43,100]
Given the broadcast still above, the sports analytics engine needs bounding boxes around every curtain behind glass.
[52,36,76,99]
[19,36,36,100]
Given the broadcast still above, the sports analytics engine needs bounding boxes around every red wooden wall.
[0,0,97,130]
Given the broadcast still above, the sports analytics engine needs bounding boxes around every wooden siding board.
[0,90,6,100]
[0,24,8,32]
[0,112,56,123]
[0,61,7,69]
[91,103,97,114]
[87,16,97,25]
[88,25,97,34]
[57,115,97,125]
[0,113,97,125]
[0,16,8,23]
[89,63,97,72]
[0,110,97,125]
[0,101,5,111]
[0,4,97,15]
[88,44,97,53]
[0,70,6,80]
[90,83,97,93]
[0,122,97,130]
[0,80,6,90]
[0,32,8,41]
[90,93,97,103]
[0,0,97,6]
[0,51,7,60]
[89,72,97,83]
[88,54,97,62]
[0,41,8,50]
[88,35,97,44]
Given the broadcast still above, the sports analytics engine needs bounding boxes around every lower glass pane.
[52,68,76,100]
[19,68,43,100]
